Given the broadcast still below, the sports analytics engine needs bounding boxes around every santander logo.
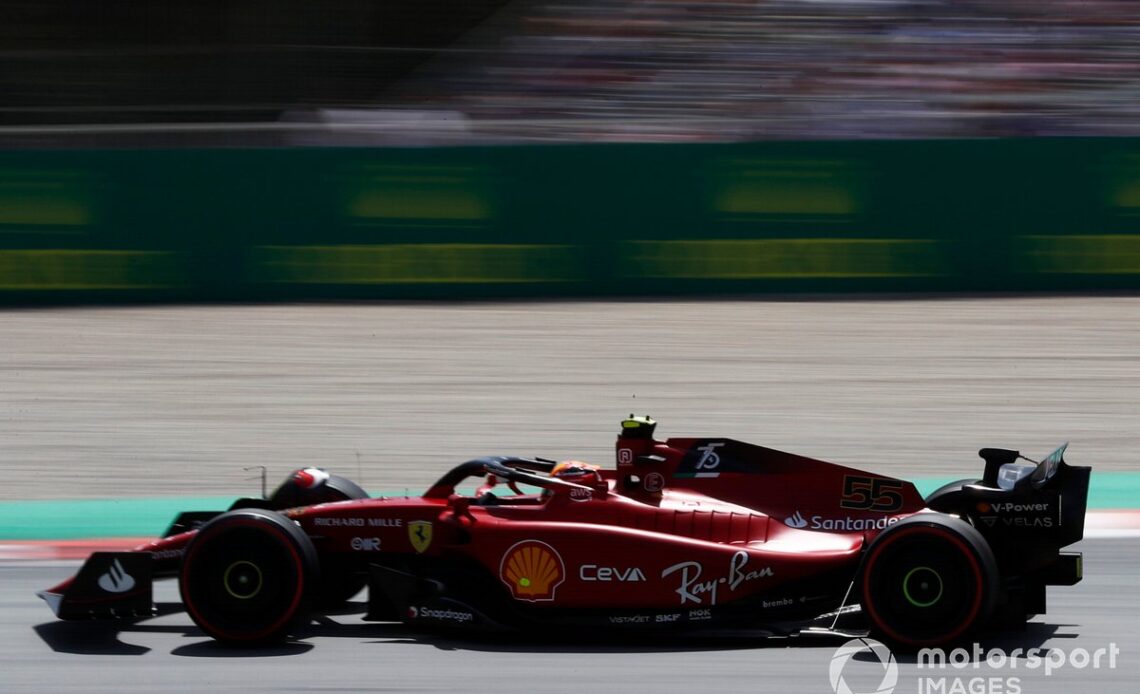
[784,510,809,529]
[784,510,903,531]
[96,559,136,593]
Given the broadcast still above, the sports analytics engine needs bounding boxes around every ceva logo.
[96,559,136,594]
[785,510,809,529]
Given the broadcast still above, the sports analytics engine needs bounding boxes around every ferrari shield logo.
[408,521,433,554]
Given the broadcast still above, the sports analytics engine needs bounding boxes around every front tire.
[860,514,998,649]
[180,508,318,644]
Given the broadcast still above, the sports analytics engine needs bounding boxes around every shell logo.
[499,540,565,602]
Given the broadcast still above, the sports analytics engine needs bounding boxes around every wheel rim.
[902,566,944,608]
[223,560,264,600]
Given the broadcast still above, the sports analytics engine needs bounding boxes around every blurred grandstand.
[3,0,1140,145]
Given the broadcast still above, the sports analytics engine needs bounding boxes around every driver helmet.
[551,460,603,487]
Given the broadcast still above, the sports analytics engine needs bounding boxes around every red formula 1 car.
[39,416,1089,649]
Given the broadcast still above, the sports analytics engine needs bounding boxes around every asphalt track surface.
[3,298,1140,693]
[4,298,1139,500]
[0,538,1135,694]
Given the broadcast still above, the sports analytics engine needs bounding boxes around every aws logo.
[499,540,566,602]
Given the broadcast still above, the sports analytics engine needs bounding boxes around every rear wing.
[977,444,1090,548]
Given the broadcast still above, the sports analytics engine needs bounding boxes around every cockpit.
[422,456,608,507]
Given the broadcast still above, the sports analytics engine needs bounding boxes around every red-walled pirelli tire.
[180,508,319,645]
[860,514,998,649]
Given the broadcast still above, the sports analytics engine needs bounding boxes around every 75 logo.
[839,475,905,512]
[694,442,725,470]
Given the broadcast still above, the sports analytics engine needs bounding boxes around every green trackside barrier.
[1,139,1139,303]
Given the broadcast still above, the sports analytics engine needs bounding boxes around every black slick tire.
[180,508,318,644]
[860,513,998,649]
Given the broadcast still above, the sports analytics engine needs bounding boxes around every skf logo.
[500,540,565,602]
[408,520,433,554]
[97,559,136,593]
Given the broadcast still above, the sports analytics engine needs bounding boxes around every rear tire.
[860,514,998,649]
[268,470,369,608]
[180,508,318,644]
[268,469,368,509]
[923,478,982,513]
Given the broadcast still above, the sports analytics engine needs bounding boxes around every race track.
[2,297,1139,693]
[3,297,1139,499]
[2,538,1136,694]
